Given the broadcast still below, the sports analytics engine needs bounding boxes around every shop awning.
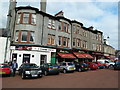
[105,56,112,59]
[83,53,94,59]
[57,53,76,59]
[73,52,94,59]
[73,52,86,58]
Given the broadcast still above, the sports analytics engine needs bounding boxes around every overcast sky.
[0,0,118,50]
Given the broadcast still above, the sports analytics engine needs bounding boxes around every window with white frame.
[58,36,62,46]
[31,14,36,24]
[63,37,67,46]
[15,30,19,42]
[77,39,80,47]
[73,25,76,34]
[48,19,52,28]
[17,13,21,24]
[29,32,35,42]
[73,38,76,46]
[21,31,28,42]
[23,13,30,24]
[63,23,68,32]
[48,19,55,29]
[92,43,96,50]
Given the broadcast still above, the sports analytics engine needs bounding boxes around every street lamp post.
[4,10,12,63]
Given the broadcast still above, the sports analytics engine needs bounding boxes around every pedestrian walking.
[12,60,18,77]
[8,60,13,76]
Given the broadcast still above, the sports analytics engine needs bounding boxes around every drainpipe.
[41,15,45,45]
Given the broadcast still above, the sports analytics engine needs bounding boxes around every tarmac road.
[2,69,119,88]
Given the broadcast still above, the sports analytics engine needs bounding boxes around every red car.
[92,61,106,69]
[0,63,11,76]
[85,62,98,70]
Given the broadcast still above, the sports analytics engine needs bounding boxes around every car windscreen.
[80,63,87,65]
[91,63,96,64]
[116,61,120,64]
[68,63,74,65]
[0,64,9,68]
[47,63,58,66]
[23,64,38,68]
[99,62,104,64]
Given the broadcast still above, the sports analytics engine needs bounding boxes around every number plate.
[32,75,38,77]
[0,72,5,74]
[70,68,74,70]
[53,67,58,69]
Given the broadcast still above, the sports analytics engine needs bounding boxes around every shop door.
[23,54,30,63]
[40,55,47,65]
[12,53,17,61]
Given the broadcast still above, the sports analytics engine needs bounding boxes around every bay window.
[17,12,36,25]
[21,31,28,42]
[15,30,35,43]
[23,13,29,24]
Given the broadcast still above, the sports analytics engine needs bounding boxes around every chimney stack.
[40,0,46,12]
[89,26,94,30]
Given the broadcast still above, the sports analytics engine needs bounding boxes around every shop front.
[92,52,104,61]
[10,46,56,68]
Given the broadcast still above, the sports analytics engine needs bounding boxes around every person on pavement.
[12,60,18,77]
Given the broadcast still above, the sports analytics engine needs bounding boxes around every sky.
[0,0,119,50]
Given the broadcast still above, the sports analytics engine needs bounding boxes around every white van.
[97,59,115,68]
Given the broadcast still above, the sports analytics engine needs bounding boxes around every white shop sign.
[50,49,56,52]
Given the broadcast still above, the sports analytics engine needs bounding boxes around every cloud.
[47,2,118,49]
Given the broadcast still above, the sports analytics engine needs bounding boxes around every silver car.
[59,62,76,73]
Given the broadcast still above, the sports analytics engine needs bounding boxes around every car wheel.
[109,65,113,68]
[44,71,48,76]
[63,69,67,73]
[103,66,105,69]
[56,72,60,75]
[88,67,91,70]
[78,68,82,72]
[8,74,11,77]
[38,74,43,78]
[21,73,25,79]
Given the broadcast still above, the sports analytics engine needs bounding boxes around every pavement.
[1,69,119,88]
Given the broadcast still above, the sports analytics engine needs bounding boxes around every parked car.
[59,62,76,73]
[92,61,106,69]
[18,63,43,79]
[40,63,60,76]
[0,63,11,77]
[85,62,98,70]
[97,59,115,68]
[74,62,89,72]
[114,60,120,70]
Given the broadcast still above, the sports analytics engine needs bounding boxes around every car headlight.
[25,71,30,74]
[38,70,42,73]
